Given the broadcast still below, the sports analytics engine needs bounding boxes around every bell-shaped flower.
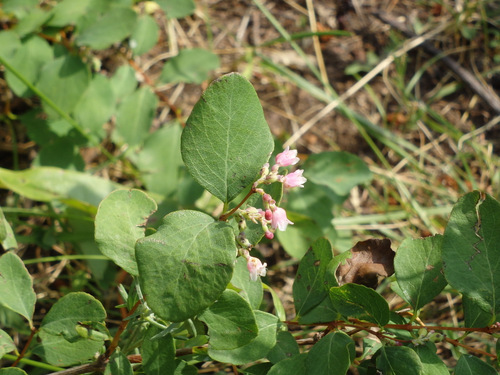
[247,256,267,281]
[271,207,294,231]
[275,147,300,167]
[283,169,307,188]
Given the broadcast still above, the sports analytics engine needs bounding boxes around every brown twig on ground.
[374,11,500,115]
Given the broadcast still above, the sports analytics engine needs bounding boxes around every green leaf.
[207,310,278,365]
[75,6,138,50]
[394,235,447,311]
[156,0,195,19]
[130,14,159,55]
[0,30,21,61]
[32,137,85,171]
[293,238,335,317]
[181,73,274,203]
[377,346,423,375]
[159,48,220,84]
[141,326,176,375]
[296,296,340,324]
[136,210,236,322]
[95,189,157,275]
[199,289,258,350]
[114,86,158,147]
[305,331,355,375]
[36,53,90,119]
[131,124,184,196]
[47,0,94,27]
[173,359,198,375]
[105,351,133,375]
[5,36,53,97]
[110,64,138,102]
[0,252,36,327]
[267,353,307,375]
[329,283,389,326]
[0,208,17,250]
[0,328,16,357]
[276,216,323,259]
[463,294,493,328]
[442,192,500,325]
[0,369,28,375]
[35,292,107,367]
[73,74,115,140]
[267,330,300,364]
[2,0,39,18]
[412,342,449,375]
[0,167,122,206]
[303,151,372,196]
[455,354,498,375]
[230,256,263,310]
[14,8,52,37]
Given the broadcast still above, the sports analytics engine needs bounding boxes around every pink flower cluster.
[236,147,307,281]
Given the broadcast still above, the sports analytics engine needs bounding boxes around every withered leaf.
[336,239,394,289]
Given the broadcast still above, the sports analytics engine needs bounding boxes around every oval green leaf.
[305,331,355,375]
[136,210,236,322]
[141,326,176,375]
[159,48,220,84]
[394,235,447,311]
[181,73,274,203]
[376,346,422,375]
[95,189,157,275]
[0,252,36,327]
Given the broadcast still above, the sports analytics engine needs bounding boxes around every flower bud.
[283,169,307,188]
[247,256,267,281]
[275,147,300,167]
[271,207,293,231]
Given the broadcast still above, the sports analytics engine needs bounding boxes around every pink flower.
[275,147,300,167]
[247,256,267,281]
[283,169,307,188]
[271,207,293,231]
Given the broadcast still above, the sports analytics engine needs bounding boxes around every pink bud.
[265,209,273,221]
[247,256,267,281]
[283,169,307,188]
[265,231,274,240]
[275,147,300,167]
[271,207,293,231]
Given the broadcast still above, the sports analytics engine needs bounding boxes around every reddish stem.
[104,300,141,359]
[219,187,256,221]
[11,326,37,367]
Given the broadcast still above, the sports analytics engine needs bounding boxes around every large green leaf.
[267,330,300,364]
[293,238,335,318]
[0,167,121,206]
[267,353,307,375]
[34,292,107,367]
[181,73,274,203]
[412,342,449,375]
[303,151,372,196]
[75,6,138,50]
[329,283,389,326]
[376,346,422,375]
[305,332,355,375]
[455,355,498,375]
[159,48,220,84]
[0,252,36,327]
[95,189,157,275]
[114,86,158,147]
[199,289,258,350]
[442,192,500,326]
[36,54,90,119]
[136,210,235,322]
[141,326,176,375]
[394,235,447,311]
[207,311,278,365]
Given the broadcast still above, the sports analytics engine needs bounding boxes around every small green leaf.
[36,53,90,119]
[181,73,274,203]
[199,289,258,350]
[0,252,36,326]
[136,210,236,322]
[230,256,263,310]
[130,14,159,55]
[156,0,195,19]
[0,208,17,250]
[207,311,278,365]
[159,48,220,84]
[95,189,157,275]
[267,330,300,364]
[105,351,133,375]
[75,6,138,50]
[377,346,422,375]
[329,283,389,326]
[141,326,176,375]
[455,354,497,375]
[305,331,355,375]
[267,353,307,375]
[0,328,16,358]
[35,292,106,367]
[412,342,449,375]
[14,8,52,37]
[113,86,158,147]
[394,235,447,311]
[442,192,500,326]
[110,65,138,101]
[293,238,335,317]
[303,151,372,196]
